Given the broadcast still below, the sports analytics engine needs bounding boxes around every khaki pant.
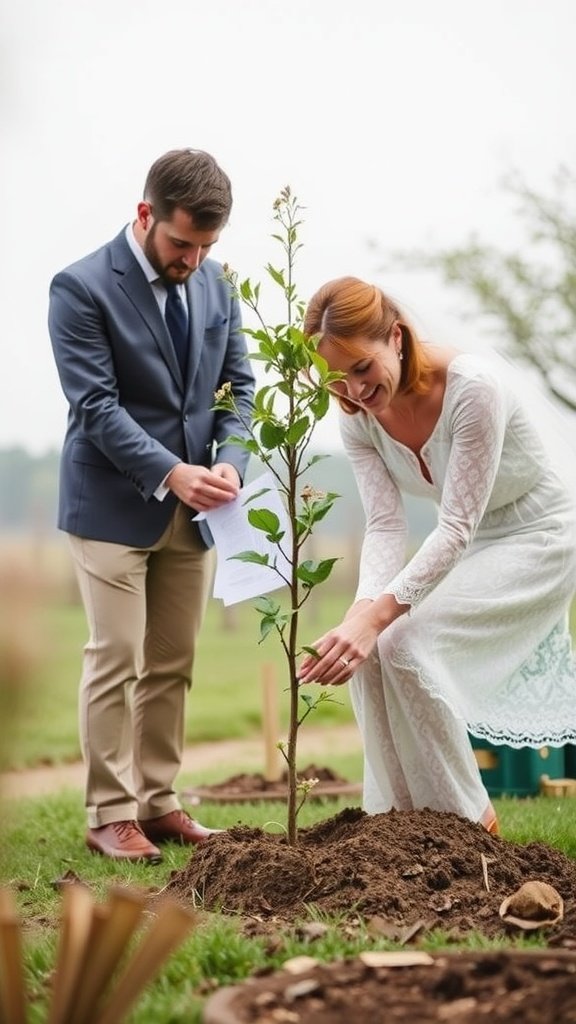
[68,504,214,828]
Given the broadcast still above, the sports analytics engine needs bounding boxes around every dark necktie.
[165,284,189,377]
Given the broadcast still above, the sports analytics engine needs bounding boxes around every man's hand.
[166,462,240,510]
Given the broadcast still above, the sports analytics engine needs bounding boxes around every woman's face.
[319,325,403,413]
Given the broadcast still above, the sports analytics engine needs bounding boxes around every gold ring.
[339,656,350,668]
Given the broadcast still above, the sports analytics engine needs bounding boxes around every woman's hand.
[298,601,381,686]
[298,594,409,686]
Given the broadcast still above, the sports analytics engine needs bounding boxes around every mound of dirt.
[168,807,576,945]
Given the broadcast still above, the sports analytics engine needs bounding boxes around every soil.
[202,949,576,1023]
[0,724,362,800]
[170,806,576,1022]
[169,807,576,944]
[182,764,362,804]
[5,741,575,1021]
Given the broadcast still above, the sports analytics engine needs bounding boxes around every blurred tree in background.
[395,167,576,412]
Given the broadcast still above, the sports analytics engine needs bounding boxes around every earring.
[398,350,403,361]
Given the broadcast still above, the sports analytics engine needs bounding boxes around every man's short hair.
[144,149,232,229]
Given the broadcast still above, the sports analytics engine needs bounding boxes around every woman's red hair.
[304,276,432,413]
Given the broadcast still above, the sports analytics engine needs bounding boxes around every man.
[48,149,255,863]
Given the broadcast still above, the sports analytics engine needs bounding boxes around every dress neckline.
[371,353,471,485]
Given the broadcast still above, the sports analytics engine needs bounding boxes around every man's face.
[136,202,222,284]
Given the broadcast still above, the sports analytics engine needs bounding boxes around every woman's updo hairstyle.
[303,276,432,413]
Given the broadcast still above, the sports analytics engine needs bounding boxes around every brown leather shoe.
[86,820,163,863]
[139,809,223,846]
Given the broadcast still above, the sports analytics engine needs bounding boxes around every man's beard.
[143,223,192,285]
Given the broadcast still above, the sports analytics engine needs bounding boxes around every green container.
[469,736,566,797]
[565,745,576,778]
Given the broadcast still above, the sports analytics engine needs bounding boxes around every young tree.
[214,188,342,845]
[393,167,576,412]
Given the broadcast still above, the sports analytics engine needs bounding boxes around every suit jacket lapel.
[109,231,183,390]
[185,272,206,389]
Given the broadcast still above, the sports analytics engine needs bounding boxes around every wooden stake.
[0,887,26,1024]
[261,663,281,782]
[93,902,196,1024]
[66,887,145,1024]
[47,883,95,1024]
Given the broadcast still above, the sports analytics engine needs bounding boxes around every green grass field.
[1,789,575,1024]
[2,571,575,1023]
[3,588,576,772]
[3,591,356,771]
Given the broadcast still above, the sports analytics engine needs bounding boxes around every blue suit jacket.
[48,229,255,547]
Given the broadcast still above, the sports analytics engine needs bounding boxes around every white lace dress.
[340,353,576,820]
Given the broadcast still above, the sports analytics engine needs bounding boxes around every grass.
[1,788,575,1023]
[4,573,576,771]
[4,591,355,770]
[2,561,575,1019]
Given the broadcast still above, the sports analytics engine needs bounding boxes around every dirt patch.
[203,949,576,1023]
[182,764,362,804]
[168,807,576,946]
[173,807,576,1020]
[0,725,362,799]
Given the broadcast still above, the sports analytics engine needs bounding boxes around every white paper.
[198,472,292,606]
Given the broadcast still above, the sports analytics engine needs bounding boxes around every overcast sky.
[1,0,574,454]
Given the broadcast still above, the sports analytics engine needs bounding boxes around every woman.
[298,276,576,833]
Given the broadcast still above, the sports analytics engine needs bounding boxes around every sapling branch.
[213,188,339,844]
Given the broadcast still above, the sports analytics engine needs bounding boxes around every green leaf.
[259,421,286,449]
[254,595,281,615]
[286,416,310,445]
[297,557,340,586]
[259,616,277,642]
[300,645,321,659]
[300,693,314,708]
[309,350,330,375]
[228,550,270,565]
[309,389,330,419]
[242,487,271,505]
[249,351,277,363]
[239,278,253,301]
[315,690,344,707]
[294,519,308,539]
[306,493,340,523]
[253,385,276,412]
[218,434,259,454]
[265,392,277,415]
[247,508,280,534]
[305,453,329,468]
[266,264,285,288]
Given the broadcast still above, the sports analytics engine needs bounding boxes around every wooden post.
[261,663,281,782]
[0,888,27,1024]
